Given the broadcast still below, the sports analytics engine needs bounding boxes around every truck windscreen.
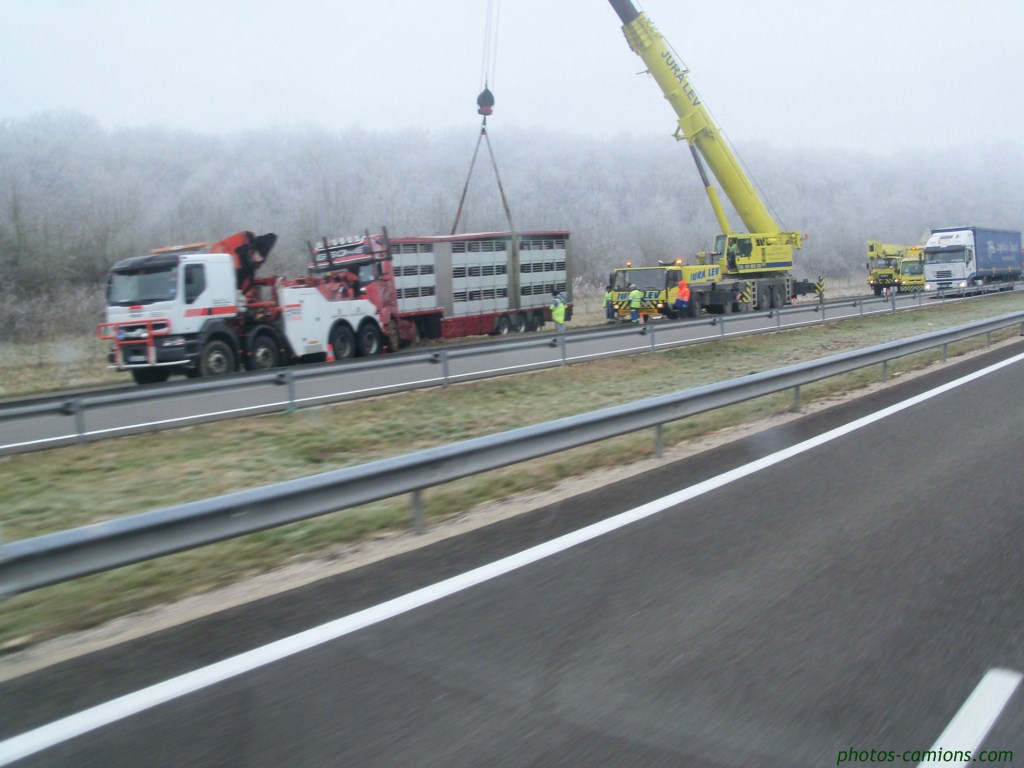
[612,269,666,291]
[108,264,178,305]
[925,249,966,265]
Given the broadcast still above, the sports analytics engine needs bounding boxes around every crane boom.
[607,0,777,234]
[607,0,801,278]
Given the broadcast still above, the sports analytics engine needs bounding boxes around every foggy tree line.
[1,111,1022,341]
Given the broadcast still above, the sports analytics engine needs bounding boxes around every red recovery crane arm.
[210,231,278,293]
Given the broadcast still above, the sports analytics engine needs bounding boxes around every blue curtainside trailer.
[923,226,1022,291]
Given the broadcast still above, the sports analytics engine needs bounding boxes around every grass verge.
[2,292,1024,650]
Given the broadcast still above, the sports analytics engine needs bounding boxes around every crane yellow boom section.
[607,0,801,278]
[618,14,776,234]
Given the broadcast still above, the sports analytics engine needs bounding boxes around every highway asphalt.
[2,340,1023,766]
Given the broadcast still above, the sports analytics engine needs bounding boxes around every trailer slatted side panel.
[519,236,568,307]
[450,238,511,317]
[392,242,440,313]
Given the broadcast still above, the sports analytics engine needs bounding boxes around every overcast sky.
[2,0,1022,154]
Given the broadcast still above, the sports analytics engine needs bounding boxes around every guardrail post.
[791,385,801,412]
[61,398,87,444]
[411,489,425,534]
[891,291,897,313]
[275,370,297,411]
[942,343,948,363]
[431,350,450,386]
[855,300,863,317]
[718,316,726,338]
[986,331,992,348]
[774,309,781,331]
[654,424,663,458]
[882,360,888,382]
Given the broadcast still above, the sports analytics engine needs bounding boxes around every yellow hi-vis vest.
[551,298,566,324]
[628,289,643,308]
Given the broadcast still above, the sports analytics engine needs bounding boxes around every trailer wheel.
[200,339,236,377]
[511,313,528,333]
[494,315,511,335]
[248,335,278,371]
[356,323,382,356]
[331,324,356,359]
[529,310,545,331]
[131,368,170,385]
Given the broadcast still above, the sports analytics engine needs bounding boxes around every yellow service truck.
[866,241,924,295]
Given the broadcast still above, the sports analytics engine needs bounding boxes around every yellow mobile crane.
[866,241,924,295]
[606,0,816,320]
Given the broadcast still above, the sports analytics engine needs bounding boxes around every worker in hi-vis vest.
[603,284,616,322]
[673,278,691,316]
[627,283,644,324]
[550,289,567,333]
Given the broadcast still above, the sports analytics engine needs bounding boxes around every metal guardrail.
[3,311,1023,597]
[3,285,1013,454]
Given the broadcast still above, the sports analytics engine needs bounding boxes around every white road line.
[921,668,1022,768]
[2,350,1024,766]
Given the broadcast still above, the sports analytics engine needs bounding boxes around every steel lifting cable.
[451,0,515,236]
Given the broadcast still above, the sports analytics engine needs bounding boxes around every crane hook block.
[477,87,494,116]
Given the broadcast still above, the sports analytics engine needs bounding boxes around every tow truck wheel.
[356,323,382,357]
[200,340,236,377]
[330,325,356,359]
[248,335,278,371]
[131,368,170,385]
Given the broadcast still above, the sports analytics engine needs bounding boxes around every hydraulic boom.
[606,0,802,278]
